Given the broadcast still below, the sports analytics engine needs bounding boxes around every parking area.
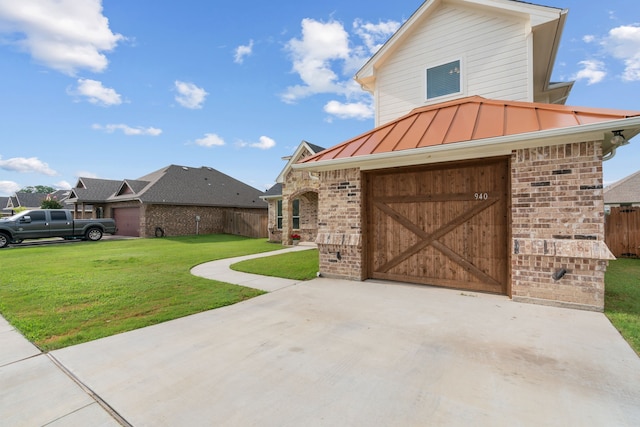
[40,277,640,426]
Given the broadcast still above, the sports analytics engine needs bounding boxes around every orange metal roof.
[301,96,640,164]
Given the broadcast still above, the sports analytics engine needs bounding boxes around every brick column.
[510,141,613,311]
[315,168,364,280]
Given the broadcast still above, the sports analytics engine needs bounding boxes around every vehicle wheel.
[86,228,103,241]
[0,233,9,248]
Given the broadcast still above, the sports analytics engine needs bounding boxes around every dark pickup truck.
[0,209,117,248]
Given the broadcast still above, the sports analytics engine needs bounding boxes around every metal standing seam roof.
[299,96,640,165]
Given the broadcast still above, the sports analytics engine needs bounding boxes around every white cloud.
[237,136,276,150]
[234,39,254,64]
[572,60,607,85]
[0,156,57,176]
[54,180,72,190]
[0,0,123,75]
[195,133,225,147]
[353,19,401,54]
[281,17,400,117]
[282,19,351,103]
[582,34,595,43]
[324,100,374,120]
[174,80,208,109]
[0,180,21,196]
[92,123,162,136]
[604,24,640,81]
[70,78,122,106]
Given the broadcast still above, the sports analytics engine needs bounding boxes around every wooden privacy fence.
[605,206,640,258]
[223,210,268,238]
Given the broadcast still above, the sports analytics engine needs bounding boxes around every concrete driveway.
[44,276,639,426]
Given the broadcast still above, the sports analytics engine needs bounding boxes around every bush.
[41,199,63,209]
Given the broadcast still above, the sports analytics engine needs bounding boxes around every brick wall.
[143,205,226,237]
[300,140,612,311]
[511,141,613,311]
[266,199,283,243]
[281,152,321,245]
[315,168,364,280]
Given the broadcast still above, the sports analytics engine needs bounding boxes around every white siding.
[376,4,530,125]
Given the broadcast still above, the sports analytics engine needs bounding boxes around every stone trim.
[513,238,615,260]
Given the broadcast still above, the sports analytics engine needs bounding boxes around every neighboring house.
[604,170,640,209]
[279,0,640,312]
[261,140,325,243]
[0,197,9,217]
[66,177,123,218]
[66,165,268,238]
[604,170,640,258]
[2,190,70,215]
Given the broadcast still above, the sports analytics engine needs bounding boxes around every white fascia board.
[356,0,561,87]
[260,195,282,201]
[292,116,640,173]
[275,141,315,183]
[356,0,440,83]
[453,0,563,26]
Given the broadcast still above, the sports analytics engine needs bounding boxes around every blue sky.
[0,0,639,197]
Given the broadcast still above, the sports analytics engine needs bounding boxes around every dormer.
[356,0,572,126]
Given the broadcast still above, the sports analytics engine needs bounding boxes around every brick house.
[66,165,267,238]
[262,141,325,244]
[281,0,640,311]
[2,190,70,215]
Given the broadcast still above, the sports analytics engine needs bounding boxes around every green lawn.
[2,236,638,356]
[605,258,640,355]
[0,235,280,351]
[231,249,319,280]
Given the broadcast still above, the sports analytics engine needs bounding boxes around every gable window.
[426,59,461,100]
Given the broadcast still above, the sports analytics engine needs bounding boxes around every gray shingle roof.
[604,170,640,204]
[263,183,282,198]
[13,192,47,208]
[67,165,267,209]
[306,142,325,154]
[68,178,122,202]
[113,165,267,208]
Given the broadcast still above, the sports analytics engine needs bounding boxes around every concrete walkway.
[190,243,317,291]
[0,315,121,426]
[2,245,640,426]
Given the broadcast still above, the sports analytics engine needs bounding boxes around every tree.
[41,199,63,209]
[20,185,56,194]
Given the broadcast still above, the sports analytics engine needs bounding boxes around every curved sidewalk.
[190,243,317,292]
[0,243,318,426]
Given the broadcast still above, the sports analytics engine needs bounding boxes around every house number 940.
[474,192,488,200]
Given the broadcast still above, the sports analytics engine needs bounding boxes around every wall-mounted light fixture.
[611,130,628,146]
[552,268,567,281]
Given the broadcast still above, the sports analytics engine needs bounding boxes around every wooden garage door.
[366,158,509,294]
[113,207,140,237]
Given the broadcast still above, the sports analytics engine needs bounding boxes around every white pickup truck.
[0,209,117,248]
